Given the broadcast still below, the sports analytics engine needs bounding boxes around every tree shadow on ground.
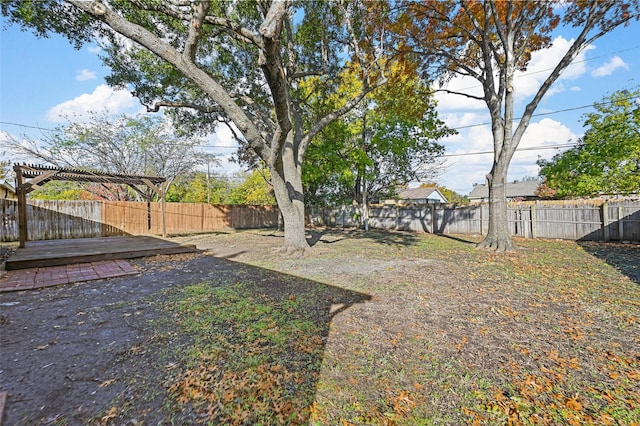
[306,227,420,248]
[434,233,480,246]
[577,241,640,285]
[0,252,370,425]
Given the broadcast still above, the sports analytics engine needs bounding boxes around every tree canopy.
[303,60,452,206]
[538,88,640,198]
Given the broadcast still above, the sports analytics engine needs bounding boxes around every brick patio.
[0,260,138,292]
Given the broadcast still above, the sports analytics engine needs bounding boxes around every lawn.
[161,230,640,425]
[1,229,638,425]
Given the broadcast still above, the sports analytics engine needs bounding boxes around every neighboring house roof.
[1,181,16,199]
[397,186,448,203]
[468,180,541,201]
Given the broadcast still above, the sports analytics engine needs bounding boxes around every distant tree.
[303,61,451,206]
[0,160,11,182]
[5,113,206,201]
[166,172,231,204]
[516,176,541,183]
[398,0,639,251]
[538,88,640,198]
[30,181,85,200]
[228,170,276,205]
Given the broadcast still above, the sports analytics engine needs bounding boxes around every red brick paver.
[0,260,138,292]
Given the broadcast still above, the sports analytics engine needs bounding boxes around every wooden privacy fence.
[0,199,279,242]
[308,199,640,242]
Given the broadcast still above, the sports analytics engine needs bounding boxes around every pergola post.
[141,178,167,238]
[14,165,28,248]
[161,188,167,238]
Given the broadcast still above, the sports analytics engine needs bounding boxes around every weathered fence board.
[2,199,638,243]
[310,200,640,242]
[0,199,279,242]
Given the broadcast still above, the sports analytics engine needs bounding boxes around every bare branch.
[434,87,484,102]
[204,16,264,47]
[144,101,223,113]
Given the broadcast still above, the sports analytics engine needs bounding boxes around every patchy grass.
[168,230,639,425]
[7,230,634,425]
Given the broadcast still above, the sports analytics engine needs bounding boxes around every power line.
[451,93,640,130]
[1,92,638,151]
[443,142,579,157]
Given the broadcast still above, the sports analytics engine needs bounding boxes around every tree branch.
[298,76,387,162]
[144,100,224,113]
[183,0,209,61]
[434,87,484,102]
[68,0,268,163]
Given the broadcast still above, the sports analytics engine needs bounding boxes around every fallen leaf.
[564,397,582,411]
[99,378,116,388]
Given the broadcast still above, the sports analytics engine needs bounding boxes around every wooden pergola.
[13,164,168,247]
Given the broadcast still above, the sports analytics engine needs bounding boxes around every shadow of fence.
[577,241,640,285]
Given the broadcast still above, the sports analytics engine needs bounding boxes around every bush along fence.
[0,199,279,242]
[307,199,640,242]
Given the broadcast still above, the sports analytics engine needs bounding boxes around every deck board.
[5,236,198,270]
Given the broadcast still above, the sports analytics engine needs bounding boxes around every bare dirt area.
[1,229,639,425]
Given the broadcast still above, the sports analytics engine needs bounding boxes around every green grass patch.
[160,281,328,425]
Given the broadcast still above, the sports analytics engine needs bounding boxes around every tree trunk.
[477,163,516,252]
[270,135,310,256]
[271,173,308,255]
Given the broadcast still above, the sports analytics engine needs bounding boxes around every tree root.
[277,244,308,258]
[476,236,516,253]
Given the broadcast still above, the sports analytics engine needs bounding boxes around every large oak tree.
[2,0,389,254]
[398,0,638,251]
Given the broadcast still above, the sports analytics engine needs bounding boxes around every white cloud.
[591,56,629,77]
[438,118,577,195]
[432,35,595,111]
[87,46,102,55]
[509,118,576,180]
[75,69,97,81]
[46,84,137,122]
[513,36,594,101]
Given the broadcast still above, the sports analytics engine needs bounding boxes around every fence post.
[602,202,609,242]
[430,203,435,233]
[531,203,537,239]
[618,205,624,241]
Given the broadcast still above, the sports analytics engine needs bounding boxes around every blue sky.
[1,14,639,195]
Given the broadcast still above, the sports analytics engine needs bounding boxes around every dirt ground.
[0,230,638,425]
[1,231,364,425]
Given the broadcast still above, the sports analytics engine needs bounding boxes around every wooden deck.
[5,236,198,270]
